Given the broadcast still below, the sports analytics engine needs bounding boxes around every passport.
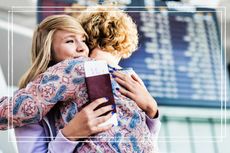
[84,60,118,126]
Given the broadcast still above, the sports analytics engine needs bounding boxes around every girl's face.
[52,30,89,62]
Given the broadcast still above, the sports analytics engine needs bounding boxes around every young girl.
[14,7,160,153]
[0,14,116,133]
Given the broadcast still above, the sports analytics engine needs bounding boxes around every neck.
[90,48,121,68]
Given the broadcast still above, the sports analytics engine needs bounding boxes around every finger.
[114,77,133,91]
[89,113,113,134]
[113,71,130,81]
[92,123,113,135]
[93,111,113,126]
[117,87,135,100]
[131,74,142,85]
[114,71,138,86]
[87,97,108,110]
[94,105,113,117]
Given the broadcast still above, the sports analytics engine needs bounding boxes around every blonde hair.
[19,14,88,89]
[78,6,138,58]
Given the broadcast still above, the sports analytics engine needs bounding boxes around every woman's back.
[41,57,155,152]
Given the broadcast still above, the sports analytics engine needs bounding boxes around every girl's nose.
[76,42,85,53]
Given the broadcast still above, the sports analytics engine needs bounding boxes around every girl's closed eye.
[66,39,74,43]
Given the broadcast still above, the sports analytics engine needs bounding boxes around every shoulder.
[48,57,93,72]
[41,57,94,78]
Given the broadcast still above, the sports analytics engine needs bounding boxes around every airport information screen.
[120,7,226,107]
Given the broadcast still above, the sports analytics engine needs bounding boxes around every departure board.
[37,0,228,107]
[120,7,227,107]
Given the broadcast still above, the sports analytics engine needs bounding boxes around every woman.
[15,7,160,153]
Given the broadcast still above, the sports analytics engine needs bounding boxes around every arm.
[112,71,161,133]
[113,71,158,118]
[15,98,114,153]
[15,122,79,153]
[0,58,86,130]
[48,130,80,153]
[145,110,161,136]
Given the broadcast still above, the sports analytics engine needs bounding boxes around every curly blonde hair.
[78,6,138,58]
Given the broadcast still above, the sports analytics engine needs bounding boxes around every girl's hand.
[113,71,158,118]
[61,97,113,141]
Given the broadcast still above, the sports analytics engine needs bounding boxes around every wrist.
[146,109,157,118]
[146,101,158,118]
[61,127,79,141]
